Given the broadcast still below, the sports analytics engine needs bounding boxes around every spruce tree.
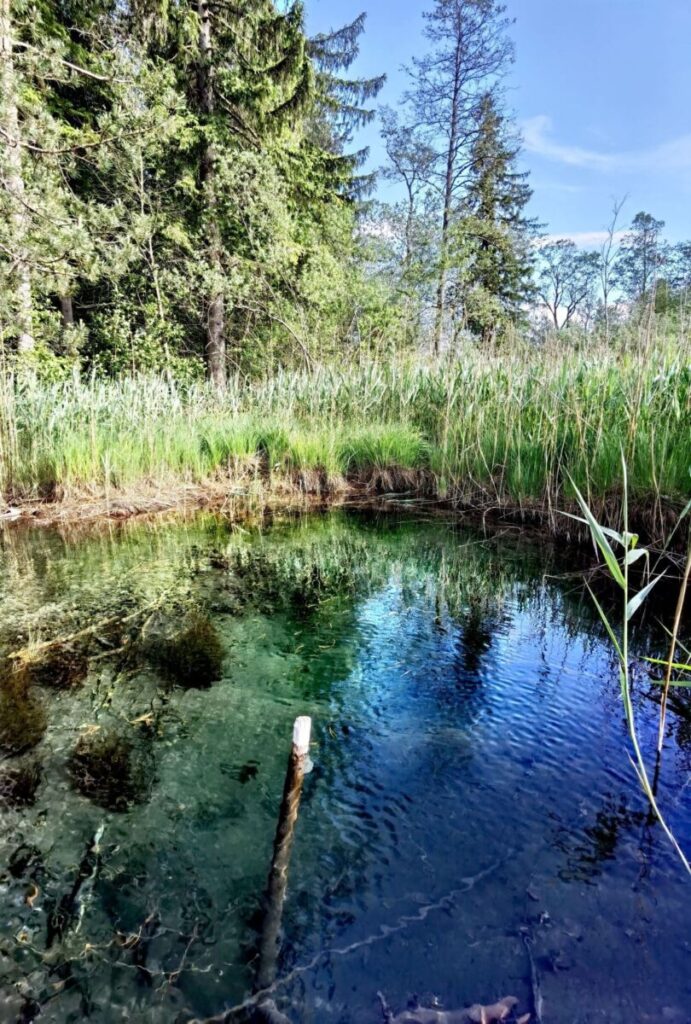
[308,13,385,199]
[459,92,536,342]
[131,0,314,387]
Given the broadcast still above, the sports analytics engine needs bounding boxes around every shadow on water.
[0,509,689,1024]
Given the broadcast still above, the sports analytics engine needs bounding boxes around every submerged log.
[378,992,528,1024]
[46,823,105,949]
[255,716,312,995]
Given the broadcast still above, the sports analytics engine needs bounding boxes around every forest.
[0,0,689,535]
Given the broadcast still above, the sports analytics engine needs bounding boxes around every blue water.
[0,511,689,1023]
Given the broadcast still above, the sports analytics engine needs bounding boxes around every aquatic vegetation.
[0,666,47,755]
[1,335,689,541]
[569,465,691,873]
[0,758,42,808]
[23,645,89,690]
[155,612,224,688]
[67,730,154,811]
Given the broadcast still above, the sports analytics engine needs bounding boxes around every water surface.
[0,511,689,1024]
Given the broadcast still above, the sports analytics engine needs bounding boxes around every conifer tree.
[459,92,535,342]
[406,0,513,354]
[308,13,385,198]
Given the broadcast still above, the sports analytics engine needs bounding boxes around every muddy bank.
[0,471,687,552]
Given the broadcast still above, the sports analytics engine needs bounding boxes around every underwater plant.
[0,666,47,756]
[0,759,42,808]
[155,612,224,689]
[24,645,89,690]
[67,730,154,812]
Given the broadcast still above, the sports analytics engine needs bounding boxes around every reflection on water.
[0,511,689,1024]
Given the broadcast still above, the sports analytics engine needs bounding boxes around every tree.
[599,196,626,342]
[0,0,121,356]
[129,1,315,388]
[669,241,691,294]
[380,108,437,277]
[0,0,33,350]
[536,240,600,330]
[455,92,535,342]
[308,12,385,197]
[614,211,668,305]
[406,0,513,354]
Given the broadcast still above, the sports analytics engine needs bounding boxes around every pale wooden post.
[256,716,312,995]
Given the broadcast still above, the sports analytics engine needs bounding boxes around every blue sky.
[306,0,691,245]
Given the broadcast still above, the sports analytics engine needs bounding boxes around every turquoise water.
[0,511,689,1023]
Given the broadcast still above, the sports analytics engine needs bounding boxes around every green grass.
[1,329,689,539]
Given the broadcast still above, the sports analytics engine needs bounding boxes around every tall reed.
[570,461,691,874]
[0,331,689,536]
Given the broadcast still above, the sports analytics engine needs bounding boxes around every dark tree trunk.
[1,0,34,352]
[197,0,226,391]
[432,51,462,358]
[59,295,74,327]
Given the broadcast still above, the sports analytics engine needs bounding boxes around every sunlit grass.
[0,330,689,535]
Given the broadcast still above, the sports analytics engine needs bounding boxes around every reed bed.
[1,332,689,538]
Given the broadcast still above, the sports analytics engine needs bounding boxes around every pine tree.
[459,92,536,342]
[406,0,513,354]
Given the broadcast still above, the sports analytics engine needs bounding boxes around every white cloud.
[539,230,627,249]
[522,115,691,174]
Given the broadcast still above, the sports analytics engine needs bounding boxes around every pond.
[0,510,689,1024]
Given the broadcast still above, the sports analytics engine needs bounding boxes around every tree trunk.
[59,295,74,327]
[0,0,34,352]
[197,0,226,391]
[432,54,462,358]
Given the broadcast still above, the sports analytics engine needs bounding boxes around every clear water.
[0,511,689,1024]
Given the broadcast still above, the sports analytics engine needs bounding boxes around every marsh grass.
[0,331,689,538]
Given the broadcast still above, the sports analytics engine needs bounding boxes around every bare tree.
[600,196,626,343]
[406,0,513,355]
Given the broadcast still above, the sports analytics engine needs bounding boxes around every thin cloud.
[539,230,627,249]
[522,115,691,173]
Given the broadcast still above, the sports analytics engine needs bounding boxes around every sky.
[306,0,691,246]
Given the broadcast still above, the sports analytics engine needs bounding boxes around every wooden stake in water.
[256,716,312,995]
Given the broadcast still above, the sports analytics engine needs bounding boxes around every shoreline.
[0,475,687,554]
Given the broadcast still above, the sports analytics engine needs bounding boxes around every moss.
[156,613,224,689]
[0,759,42,808]
[68,730,154,812]
[0,667,47,756]
[24,645,89,690]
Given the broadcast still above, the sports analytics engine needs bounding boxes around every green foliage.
[0,0,381,378]
[457,93,536,340]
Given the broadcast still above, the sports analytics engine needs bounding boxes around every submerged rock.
[0,666,47,756]
[155,612,224,689]
[0,759,42,808]
[67,730,154,812]
[24,645,89,691]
